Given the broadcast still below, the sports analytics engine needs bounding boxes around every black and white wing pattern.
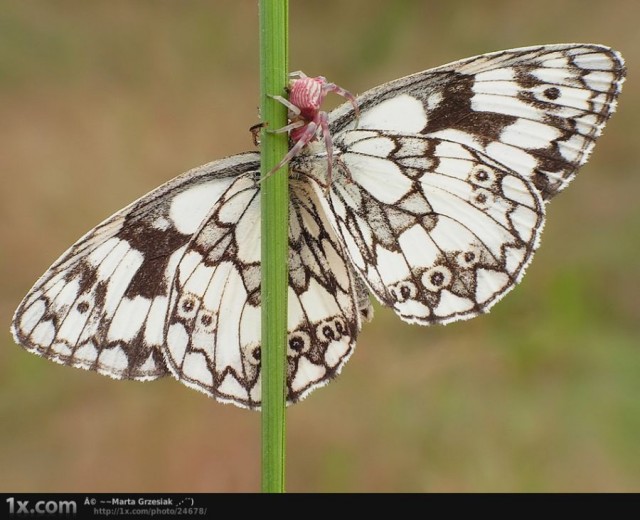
[12,152,370,409]
[299,43,625,324]
[12,43,624,408]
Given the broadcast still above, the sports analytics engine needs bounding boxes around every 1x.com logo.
[6,497,77,515]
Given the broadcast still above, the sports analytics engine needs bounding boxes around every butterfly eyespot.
[422,266,452,292]
[287,331,311,357]
[199,312,213,327]
[530,85,565,105]
[469,165,496,188]
[543,87,561,100]
[76,301,90,313]
[316,318,346,343]
[456,247,481,269]
[250,346,261,365]
[470,188,494,209]
[322,325,335,341]
[390,281,418,303]
[177,295,199,319]
[240,342,262,367]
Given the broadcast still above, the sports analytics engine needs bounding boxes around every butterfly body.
[12,44,625,409]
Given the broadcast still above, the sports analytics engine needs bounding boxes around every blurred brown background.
[1,1,638,492]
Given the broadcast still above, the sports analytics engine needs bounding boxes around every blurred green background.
[1,0,638,492]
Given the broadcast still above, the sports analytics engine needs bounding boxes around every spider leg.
[259,121,319,183]
[269,120,305,135]
[322,82,360,127]
[289,70,308,80]
[269,94,301,116]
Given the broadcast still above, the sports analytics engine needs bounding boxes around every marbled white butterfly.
[11,44,625,409]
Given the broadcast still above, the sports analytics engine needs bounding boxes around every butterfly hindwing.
[163,173,366,408]
[299,132,544,324]
[286,180,370,403]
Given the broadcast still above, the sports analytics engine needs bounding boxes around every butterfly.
[11,44,625,409]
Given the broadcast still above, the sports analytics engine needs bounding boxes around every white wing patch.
[358,94,427,132]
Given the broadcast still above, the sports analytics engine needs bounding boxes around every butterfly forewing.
[11,154,262,381]
[331,44,624,199]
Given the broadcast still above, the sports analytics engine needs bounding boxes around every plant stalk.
[259,0,289,494]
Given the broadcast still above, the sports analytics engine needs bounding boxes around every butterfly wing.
[11,153,261,381]
[303,133,545,324]
[13,150,368,407]
[163,174,368,408]
[306,44,624,324]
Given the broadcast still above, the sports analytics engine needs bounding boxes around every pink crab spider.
[268,71,359,183]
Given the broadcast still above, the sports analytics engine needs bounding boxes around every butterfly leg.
[249,122,265,146]
[335,155,353,185]
[317,111,334,188]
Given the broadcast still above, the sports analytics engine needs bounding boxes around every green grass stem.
[259,0,289,494]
